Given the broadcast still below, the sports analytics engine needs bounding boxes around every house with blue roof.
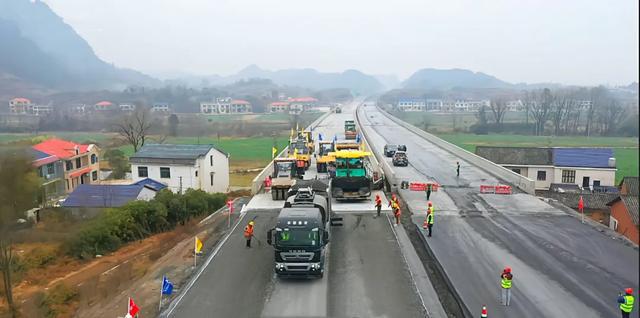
[476,146,616,190]
[62,179,167,215]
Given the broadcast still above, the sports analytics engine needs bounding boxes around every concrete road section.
[164,100,446,318]
[359,103,639,318]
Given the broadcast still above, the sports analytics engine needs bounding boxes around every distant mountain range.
[0,0,158,92]
[402,68,512,90]
[162,65,386,94]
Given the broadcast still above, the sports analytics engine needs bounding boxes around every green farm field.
[437,133,639,183]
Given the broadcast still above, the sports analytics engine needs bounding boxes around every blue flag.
[318,133,323,141]
[333,135,337,143]
[356,133,361,143]
[162,276,174,295]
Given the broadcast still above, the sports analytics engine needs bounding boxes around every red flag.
[227,200,234,214]
[578,196,584,212]
[128,297,140,316]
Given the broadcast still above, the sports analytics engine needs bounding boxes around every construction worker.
[244,221,255,248]
[428,201,434,215]
[618,288,635,318]
[425,183,432,200]
[425,209,434,237]
[392,200,401,226]
[456,161,460,177]
[500,266,513,306]
[388,194,399,209]
[374,194,382,217]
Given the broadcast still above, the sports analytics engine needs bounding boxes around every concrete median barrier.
[376,106,536,195]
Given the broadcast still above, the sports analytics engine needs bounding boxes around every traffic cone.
[423,218,428,229]
[480,304,488,318]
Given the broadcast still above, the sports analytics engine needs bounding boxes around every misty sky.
[42,0,638,85]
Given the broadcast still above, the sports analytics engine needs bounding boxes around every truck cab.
[344,120,357,140]
[267,185,332,278]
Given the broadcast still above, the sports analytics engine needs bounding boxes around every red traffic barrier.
[495,185,512,195]
[409,182,440,192]
[480,185,495,193]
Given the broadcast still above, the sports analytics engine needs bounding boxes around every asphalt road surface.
[163,101,433,318]
[359,103,639,318]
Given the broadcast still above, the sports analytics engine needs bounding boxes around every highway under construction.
[161,100,638,318]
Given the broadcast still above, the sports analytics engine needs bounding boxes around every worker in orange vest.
[244,221,255,248]
[374,194,382,217]
[388,194,400,208]
[392,201,401,226]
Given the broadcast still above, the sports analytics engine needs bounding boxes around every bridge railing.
[376,105,536,195]
[250,110,334,195]
[355,104,397,191]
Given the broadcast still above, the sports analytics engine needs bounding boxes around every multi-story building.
[94,101,115,111]
[152,102,170,112]
[32,138,101,193]
[31,149,66,206]
[476,146,616,190]
[396,98,426,111]
[426,99,443,111]
[9,97,33,114]
[31,104,54,116]
[130,144,229,193]
[119,103,136,111]
[270,102,290,113]
[506,100,524,112]
[201,98,253,114]
[71,104,87,113]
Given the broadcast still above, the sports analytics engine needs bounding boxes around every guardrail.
[376,106,536,195]
[355,104,398,191]
[250,110,334,195]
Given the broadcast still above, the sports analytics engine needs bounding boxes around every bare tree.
[598,98,625,136]
[529,88,554,136]
[551,90,574,136]
[489,98,508,127]
[0,154,40,317]
[586,86,608,136]
[115,108,152,153]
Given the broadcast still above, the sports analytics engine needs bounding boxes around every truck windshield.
[335,158,363,169]
[320,144,333,155]
[276,228,319,247]
[275,162,292,177]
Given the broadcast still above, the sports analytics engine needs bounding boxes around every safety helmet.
[428,201,432,206]
[626,288,633,294]
[504,266,511,273]
[249,221,255,226]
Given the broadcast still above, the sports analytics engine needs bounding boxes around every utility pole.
[179,176,183,194]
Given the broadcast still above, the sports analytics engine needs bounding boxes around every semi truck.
[344,120,357,140]
[267,180,341,278]
[330,150,373,200]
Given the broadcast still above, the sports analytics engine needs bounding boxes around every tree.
[489,98,508,127]
[103,149,129,179]
[167,114,179,137]
[586,86,608,136]
[529,88,554,136]
[551,90,574,136]
[0,154,40,317]
[115,108,152,153]
[598,98,625,136]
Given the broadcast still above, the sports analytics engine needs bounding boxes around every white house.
[152,102,170,112]
[397,98,426,111]
[119,103,136,111]
[129,144,229,193]
[476,146,616,190]
[200,98,252,114]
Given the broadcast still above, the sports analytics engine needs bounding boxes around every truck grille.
[280,252,314,262]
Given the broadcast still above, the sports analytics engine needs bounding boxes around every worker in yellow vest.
[428,201,434,215]
[500,266,513,306]
[618,288,635,318]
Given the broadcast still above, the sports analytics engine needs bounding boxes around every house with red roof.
[269,101,290,113]
[9,97,33,114]
[288,97,318,115]
[32,138,101,193]
[94,101,115,111]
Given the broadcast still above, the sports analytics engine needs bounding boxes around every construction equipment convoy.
[271,158,298,200]
[344,120,357,140]
[267,180,342,278]
[289,136,311,176]
[330,150,373,200]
